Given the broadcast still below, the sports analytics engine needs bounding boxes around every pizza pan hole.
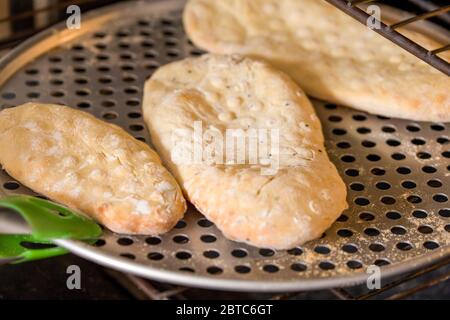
[291,263,307,272]
[391,226,407,235]
[95,43,107,50]
[174,220,186,229]
[341,155,355,163]
[263,264,279,273]
[74,67,86,73]
[93,239,106,247]
[437,137,449,145]
[173,235,189,244]
[342,244,358,253]
[319,261,335,270]
[411,138,426,146]
[338,141,352,149]
[427,179,442,188]
[235,265,251,274]
[359,212,375,221]
[328,115,342,122]
[197,218,213,227]
[369,243,385,252]
[382,126,396,133]
[364,228,380,237]
[203,250,220,259]
[75,89,90,97]
[97,65,110,72]
[123,75,137,83]
[179,267,195,273]
[145,236,161,245]
[352,114,367,121]
[148,252,164,261]
[102,112,117,120]
[337,229,353,238]
[27,91,40,98]
[445,225,450,232]
[332,128,346,136]
[416,152,431,160]
[438,209,450,218]
[407,195,422,204]
[50,90,65,97]
[401,180,416,189]
[175,251,191,260]
[98,76,112,84]
[433,194,448,203]
[129,124,144,131]
[102,100,116,108]
[391,153,406,160]
[4,181,19,190]
[25,80,39,87]
[124,87,139,95]
[121,64,135,71]
[231,249,247,258]
[207,266,223,275]
[381,196,396,205]
[423,241,439,250]
[418,225,433,234]
[99,88,114,96]
[412,210,428,219]
[128,112,142,119]
[345,169,359,177]
[430,124,445,131]
[120,253,135,260]
[347,260,363,269]
[93,32,106,39]
[397,167,411,175]
[396,242,413,251]
[126,99,140,107]
[49,67,62,74]
[287,247,303,256]
[25,68,39,75]
[406,124,420,132]
[354,197,370,206]
[117,238,133,246]
[386,211,401,220]
[386,139,401,147]
[357,127,371,134]
[314,246,330,254]
[422,166,437,173]
[443,151,450,158]
[362,140,376,148]
[367,154,381,162]
[72,56,85,63]
[337,214,349,222]
[371,168,386,176]
[374,259,391,266]
[259,248,275,257]
[118,42,130,49]
[200,234,216,243]
[1,92,15,100]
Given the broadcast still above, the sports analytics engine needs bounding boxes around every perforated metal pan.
[0,0,448,292]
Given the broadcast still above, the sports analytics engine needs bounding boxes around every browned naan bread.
[0,103,186,234]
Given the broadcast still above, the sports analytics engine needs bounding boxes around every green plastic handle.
[0,195,102,264]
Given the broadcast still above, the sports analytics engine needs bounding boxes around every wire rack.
[325,0,450,75]
[0,0,448,298]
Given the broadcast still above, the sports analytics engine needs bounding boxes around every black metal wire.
[325,0,450,76]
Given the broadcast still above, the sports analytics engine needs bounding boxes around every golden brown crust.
[142,54,347,249]
[184,0,450,122]
[0,103,186,235]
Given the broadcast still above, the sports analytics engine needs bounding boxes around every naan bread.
[0,103,186,235]
[143,54,347,249]
[184,0,450,122]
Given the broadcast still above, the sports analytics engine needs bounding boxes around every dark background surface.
[0,0,449,299]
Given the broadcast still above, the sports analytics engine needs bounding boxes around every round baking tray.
[0,0,448,292]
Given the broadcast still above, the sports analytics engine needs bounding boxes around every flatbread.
[184,0,450,122]
[142,54,347,249]
[0,103,186,235]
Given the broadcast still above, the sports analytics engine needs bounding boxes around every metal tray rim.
[0,0,448,292]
